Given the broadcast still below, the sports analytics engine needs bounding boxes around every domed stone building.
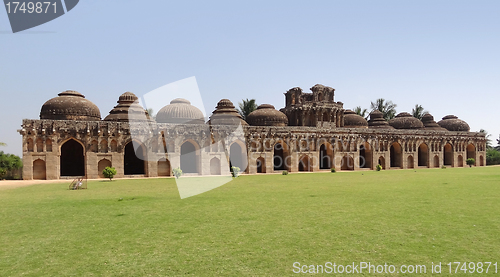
[19,85,487,180]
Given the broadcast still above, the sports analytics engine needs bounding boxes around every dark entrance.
[60,139,85,176]
[180,141,198,173]
[124,141,146,175]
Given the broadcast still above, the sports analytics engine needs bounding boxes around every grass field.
[1,167,500,276]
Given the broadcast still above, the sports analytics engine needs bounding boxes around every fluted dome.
[343,110,368,128]
[368,110,394,129]
[156,98,204,124]
[388,112,424,129]
[40,90,101,121]
[104,92,152,122]
[437,115,470,132]
[208,99,248,126]
[246,104,288,126]
[421,114,447,131]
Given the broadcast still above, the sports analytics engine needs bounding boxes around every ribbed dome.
[246,104,288,126]
[368,110,394,129]
[40,90,101,121]
[388,112,424,129]
[343,110,368,128]
[156,98,204,124]
[437,115,470,132]
[208,99,248,126]
[421,114,447,131]
[104,92,152,122]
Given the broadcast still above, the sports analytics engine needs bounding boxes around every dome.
[343,110,368,128]
[104,92,152,122]
[421,114,447,131]
[208,99,248,126]
[368,110,394,129]
[437,115,470,132]
[246,104,288,126]
[388,112,424,129]
[156,98,204,124]
[40,90,101,121]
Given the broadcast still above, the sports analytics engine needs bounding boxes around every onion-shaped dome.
[156,98,204,124]
[421,114,447,131]
[437,115,470,132]
[208,99,248,126]
[343,110,368,128]
[388,112,424,129]
[368,110,394,129]
[246,104,288,126]
[104,92,152,122]
[40,90,101,121]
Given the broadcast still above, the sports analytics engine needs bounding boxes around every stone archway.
[407,155,414,169]
[319,142,333,169]
[418,143,429,167]
[33,159,46,180]
[480,155,484,166]
[434,155,440,168]
[378,156,386,169]
[299,155,312,172]
[98,159,112,178]
[273,142,289,171]
[180,140,199,174]
[124,141,146,175]
[390,142,402,168]
[359,142,372,169]
[256,157,266,173]
[457,155,464,167]
[210,157,221,175]
[444,143,453,166]
[466,144,476,162]
[230,142,247,172]
[158,158,171,177]
[341,155,354,171]
[60,139,85,177]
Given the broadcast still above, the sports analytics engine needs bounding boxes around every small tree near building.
[466,158,475,167]
[102,166,117,181]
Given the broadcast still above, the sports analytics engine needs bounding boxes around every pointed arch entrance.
[444,143,453,166]
[390,142,402,168]
[180,141,199,174]
[319,142,333,169]
[60,139,85,176]
[124,141,146,175]
[418,143,429,167]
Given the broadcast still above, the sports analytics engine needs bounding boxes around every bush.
[282,170,288,175]
[466,158,475,167]
[0,151,22,180]
[441,165,447,169]
[330,168,336,173]
[102,167,117,181]
[486,149,500,165]
[172,167,183,179]
[376,164,382,171]
[231,166,240,177]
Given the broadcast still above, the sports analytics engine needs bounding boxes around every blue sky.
[1,0,499,156]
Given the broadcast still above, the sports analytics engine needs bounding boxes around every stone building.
[19,85,487,180]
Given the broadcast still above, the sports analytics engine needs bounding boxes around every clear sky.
[1,0,499,156]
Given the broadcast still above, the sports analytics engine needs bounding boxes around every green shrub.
[172,167,183,179]
[466,158,475,167]
[376,164,382,171]
[330,168,336,173]
[441,165,447,169]
[282,170,288,175]
[102,167,117,181]
[486,149,500,165]
[0,151,22,180]
[231,166,240,177]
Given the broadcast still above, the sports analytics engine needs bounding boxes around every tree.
[172,167,183,179]
[237,99,257,121]
[496,135,500,151]
[370,98,397,120]
[411,104,429,120]
[353,106,368,119]
[479,129,492,149]
[486,149,500,165]
[146,108,156,120]
[466,158,476,167]
[102,166,117,181]
[0,151,22,179]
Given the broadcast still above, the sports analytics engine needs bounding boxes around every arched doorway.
[256,157,266,173]
[378,156,386,169]
[466,144,476,162]
[273,142,289,171]
[60,139,85,176]
[341,155,354,170]
[33,159,46,180]
[124,141,146,175]
[230,142,247,172]
[418,143,429,167]
[299,155,312,172]
[444,143,453,166]
[210,158,221,175]
[158,158,171,177]
[98,159,112,178]
[319,143,333,169]
[434,155,440,168]
[390,142,402,168]
[480,155,484,166]
[180,141,198,174]
[407,156,414,169]
[458,155,464,167]
[359,142,372,169]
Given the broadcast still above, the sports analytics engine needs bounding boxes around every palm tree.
[353,106,368,119]
[479,129,492,149]
[238,99,257,121]
[411,104,429,120]
[370,98,397,120]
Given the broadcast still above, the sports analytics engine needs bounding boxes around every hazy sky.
[1,0,499,156]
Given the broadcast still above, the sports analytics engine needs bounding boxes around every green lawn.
[1,167,500,276]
